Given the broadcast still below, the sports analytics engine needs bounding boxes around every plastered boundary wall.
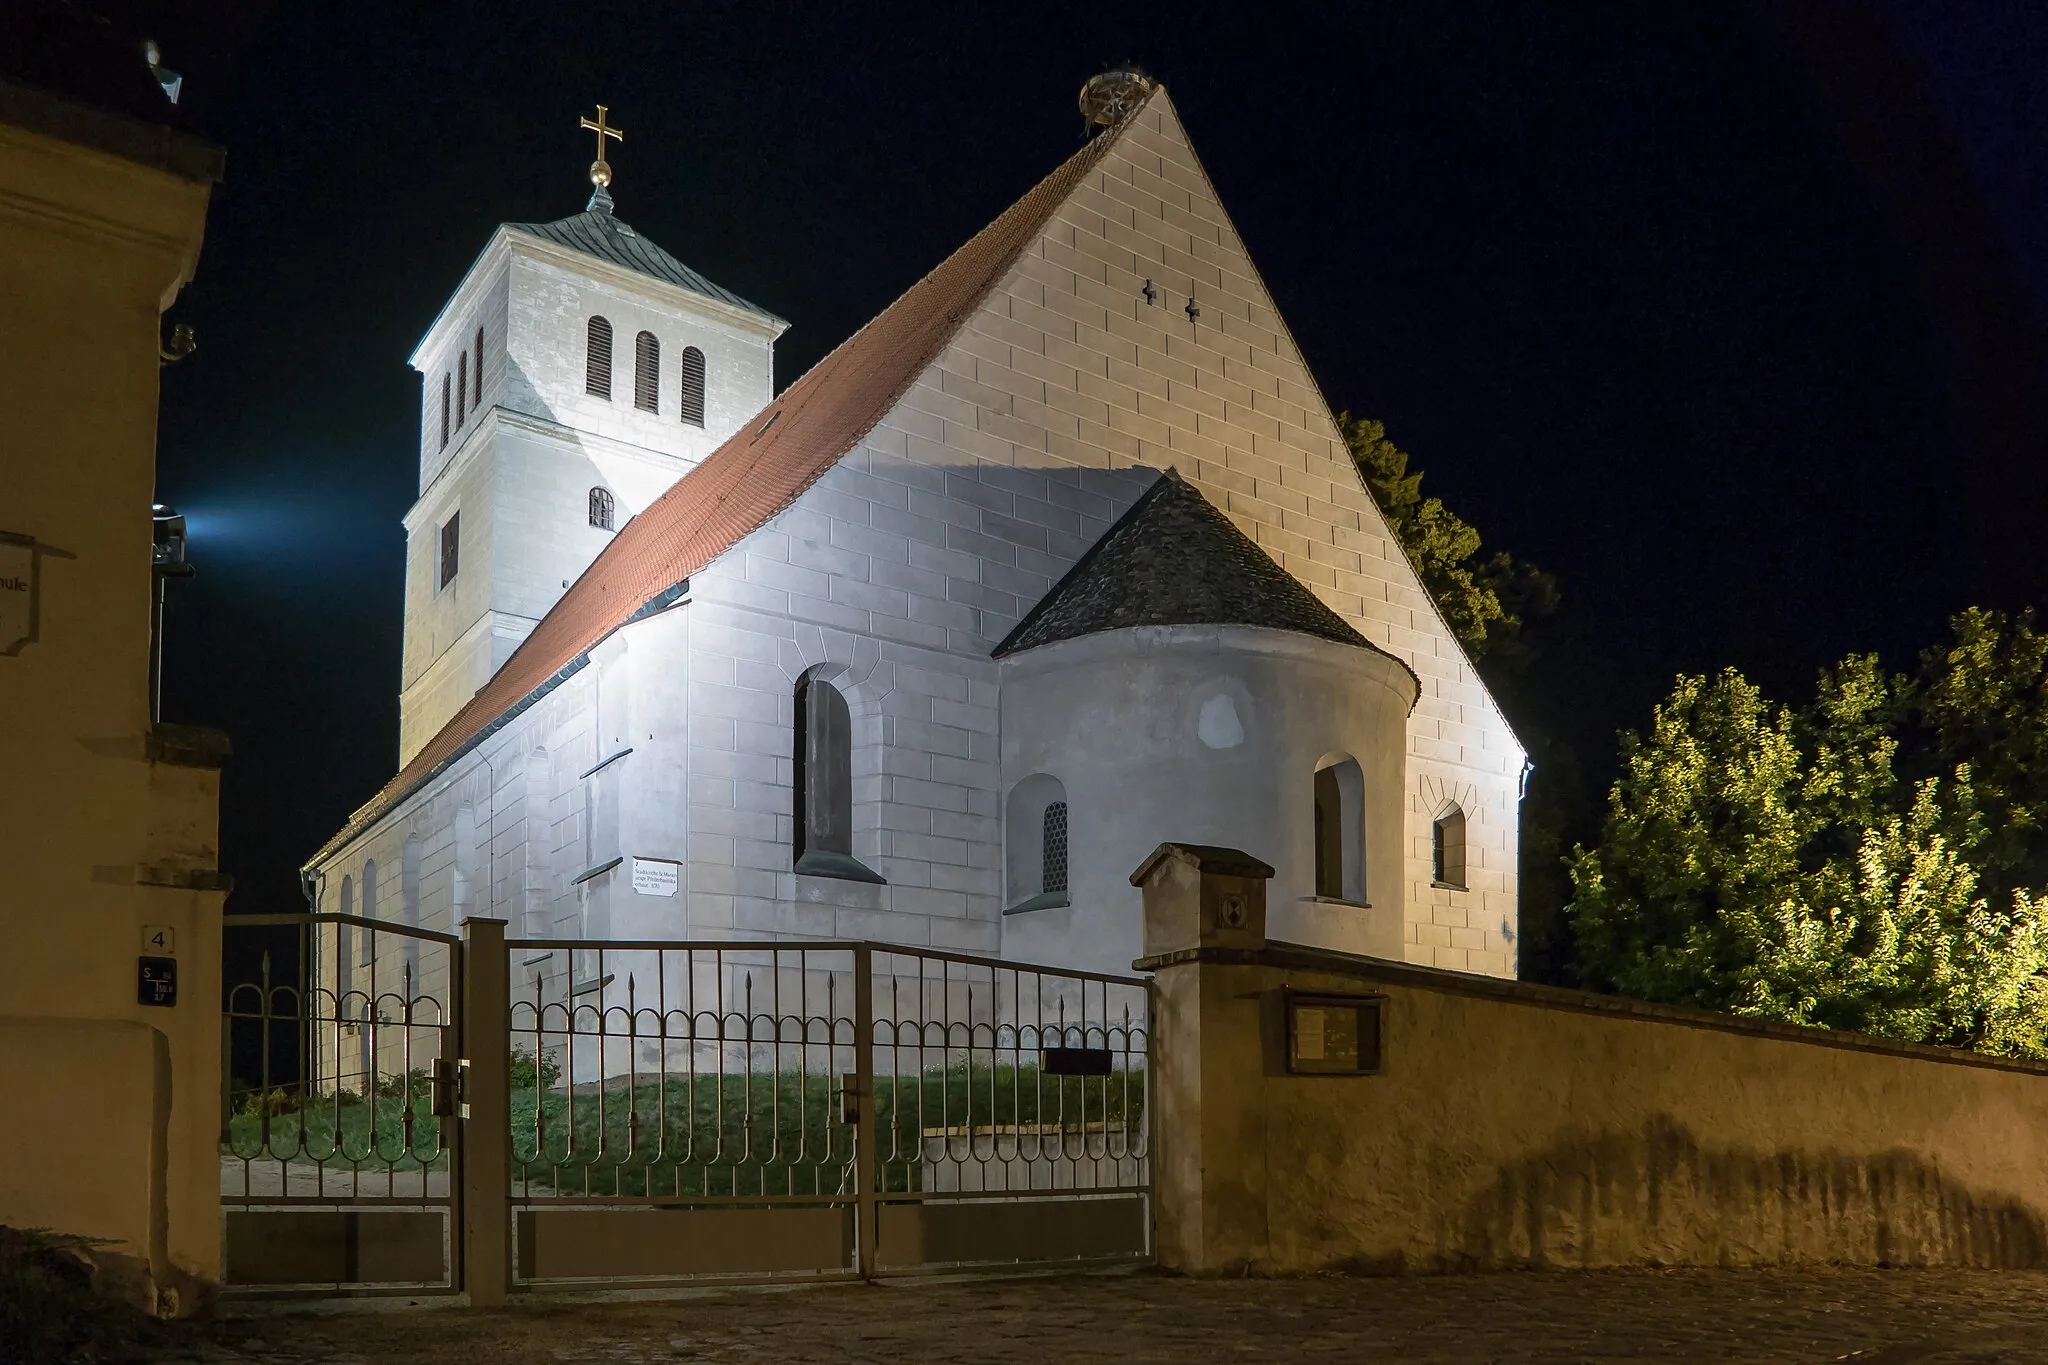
[1142,942,2048,1274]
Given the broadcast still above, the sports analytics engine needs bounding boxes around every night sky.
[121,3,2048,929]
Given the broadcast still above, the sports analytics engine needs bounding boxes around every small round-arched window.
[588,486,615,531]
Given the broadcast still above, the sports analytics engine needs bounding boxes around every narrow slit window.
[585,316,613,398]
[1432,806,1467,890]
[1042,800,1069,897]
[588,486,614,531]
[439,373,450,451]
[1314,767,1343,898]
[456,351,467,427]
[634,331,660,412]
[678,345,706,427]
[439,512,459,589]
[473,326,484,406]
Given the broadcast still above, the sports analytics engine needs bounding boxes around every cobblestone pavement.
[178,1269,2048,1364]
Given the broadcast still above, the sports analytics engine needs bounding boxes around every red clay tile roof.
[311,99,1146,867]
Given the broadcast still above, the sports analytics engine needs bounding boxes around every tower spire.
[579,104,624,213]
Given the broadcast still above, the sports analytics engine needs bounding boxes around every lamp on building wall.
[150,503,192,722]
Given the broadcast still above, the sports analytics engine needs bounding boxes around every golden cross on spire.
[580,104,623,188]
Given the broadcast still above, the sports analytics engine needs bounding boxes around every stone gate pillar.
[1130,843,1273,1274]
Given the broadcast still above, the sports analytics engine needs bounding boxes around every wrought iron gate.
[219,914,463,1297]
[221,918,1149,1298]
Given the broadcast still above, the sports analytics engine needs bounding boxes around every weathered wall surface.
[0,94,223,1312]
[1147,942,2048,1274]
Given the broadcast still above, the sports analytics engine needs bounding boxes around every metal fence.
[503,938,1151,1286]
[221,918,1151,1297]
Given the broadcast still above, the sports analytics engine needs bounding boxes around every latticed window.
[473,326,484,406]
[1042,800,1069,897]
[588,486,615,531]
[634,331,660,412]
[585,316,613,398]
[439,512,459,589]
[456,350,467,427]
[678,345,706,427]
[439,373,450,451]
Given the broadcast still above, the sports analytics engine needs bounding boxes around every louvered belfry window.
[439,374,450,451]
[634,331,660,412]
[585,316,614,398]
[1042,800,1069,897]
[588,486,615,531]
[456,351,468,428]
[473,326,484,406]
[678,346,706,428]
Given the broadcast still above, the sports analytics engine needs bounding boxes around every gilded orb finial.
[579,104,624,191]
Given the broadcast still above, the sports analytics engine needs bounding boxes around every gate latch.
[431,1058,470,1120]
[840,1072,861,1124]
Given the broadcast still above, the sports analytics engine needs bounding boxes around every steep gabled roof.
[506,189,782,322]
[994,470,1413,687]
[311,101,1145,867]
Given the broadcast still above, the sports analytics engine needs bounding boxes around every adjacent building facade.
[0,59,224,1312]
[308,83,1525,1017]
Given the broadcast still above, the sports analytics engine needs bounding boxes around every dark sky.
[122,1,2048,913]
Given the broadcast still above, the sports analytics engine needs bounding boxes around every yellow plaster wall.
[0,104,221,1312]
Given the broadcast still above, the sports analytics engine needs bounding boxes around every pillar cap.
[1129,842,1275,887]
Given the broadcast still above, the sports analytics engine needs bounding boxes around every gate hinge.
[432,1057,471,1120]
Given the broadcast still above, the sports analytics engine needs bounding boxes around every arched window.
[439,373,451,451]
[1432,804,1468,890]
[400,835,422,986]
[359,860,378,966]
[588,486,615,531]
[677,346,706,427]
[1004,774,1070,912]
[793,672,881,882]
[457,350,468,427]
[585,316,613,398]
[634,331,660,412]
[473,325,484,406]
[336,874,354,1000]
[454,804,478,917]
[1312,755,1365,903]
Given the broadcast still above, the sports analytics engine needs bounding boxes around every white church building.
[306,79,1527,985]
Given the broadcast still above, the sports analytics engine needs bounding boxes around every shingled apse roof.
[994,470,1412,682]
[507,188,782,323]
[313,97,1145,864]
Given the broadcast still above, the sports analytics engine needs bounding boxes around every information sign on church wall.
[630,857,679,897]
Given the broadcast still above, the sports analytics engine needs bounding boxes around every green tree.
[1569,658,2048,1057]
[1338,413,1557,666]
[1909,608,2048,894]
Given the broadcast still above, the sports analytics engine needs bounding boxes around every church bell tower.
[394,107,787,765]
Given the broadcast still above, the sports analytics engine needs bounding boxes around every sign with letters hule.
[630,857,679,897]
[0,533,35,655]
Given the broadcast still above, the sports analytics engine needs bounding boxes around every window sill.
[1004,893,1072,916]
[1300,895,1371,910]
[794,850,886,885]
[572,856,623,886]
[1430,880,1469,892]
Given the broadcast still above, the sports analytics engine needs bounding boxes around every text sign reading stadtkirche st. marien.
[631,857,679,896]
